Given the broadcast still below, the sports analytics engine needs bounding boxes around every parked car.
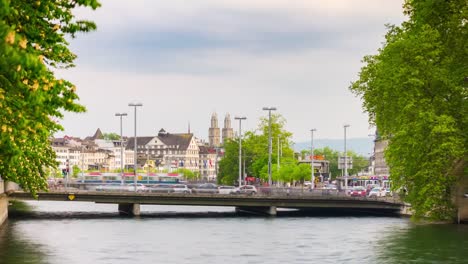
[350,186,367,197]
[366,184,379,194]
[324,184,337,190]
[218,186,240,195]
[172,184,191,194]
[384,188,393,197]
[192,183,219,194]
[368,187,386,198]
[147,184,174,193]
[239,185,257,195]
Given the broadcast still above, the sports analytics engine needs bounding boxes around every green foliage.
[218,114,295,185]
[103,132,120,140]
[177,168,199,180]
[0,0,100,196]
[218,139,240,185]
[72,165,80,177]
[350,0,467,220]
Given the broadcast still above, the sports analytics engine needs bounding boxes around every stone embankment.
[0,180,7,227]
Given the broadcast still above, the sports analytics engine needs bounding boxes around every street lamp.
[344,124,350,190]
[115,113,127,185]
[234,116,247,188]
[310,128,316,190]
[262,107,276,186]
[129,103,143,192]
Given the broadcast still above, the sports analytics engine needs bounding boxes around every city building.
[198,145,217,181]
[222,113,234,144]
[126,129,200,174]
[208,113,221,147]
[374,133,390,177]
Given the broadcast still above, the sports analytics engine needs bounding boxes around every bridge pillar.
[236,206,277,216]
[118,203,140,216]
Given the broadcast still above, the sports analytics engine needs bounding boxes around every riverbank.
[0,194,7,227]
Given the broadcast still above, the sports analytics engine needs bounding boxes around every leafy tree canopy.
[350,0,467,220]
[0,0,100,195]
[103,132,120,140]
[218,114,294,185]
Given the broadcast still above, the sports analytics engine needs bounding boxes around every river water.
[0,201,467,264]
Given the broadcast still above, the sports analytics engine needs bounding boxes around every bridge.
[9,190,405,216]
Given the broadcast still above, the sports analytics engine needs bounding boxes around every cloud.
[56,0,404,142]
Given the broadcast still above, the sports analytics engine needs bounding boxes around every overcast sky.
[55,0,406,142]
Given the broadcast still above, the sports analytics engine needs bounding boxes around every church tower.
[222,113,234,144]
[208,113,220,147]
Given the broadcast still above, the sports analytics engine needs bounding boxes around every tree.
[177,168,199,181]
[72,165,80,178]
[103,132,120,140]
[0,1,100,196]
[218,114,295,185]
[217,139,240,185]
[350,0,467,220]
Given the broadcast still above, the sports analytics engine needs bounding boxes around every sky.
[55,0,406,142]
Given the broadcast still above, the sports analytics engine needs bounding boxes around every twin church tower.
[208,113,233,147]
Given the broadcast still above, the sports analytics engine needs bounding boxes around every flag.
[209,159,212,167]
[203,160,207,168]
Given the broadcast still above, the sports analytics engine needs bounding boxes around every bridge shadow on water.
[8,207,400,220]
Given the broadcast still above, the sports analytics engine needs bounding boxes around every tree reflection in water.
[0,221,48,264]
[375,223,468,264]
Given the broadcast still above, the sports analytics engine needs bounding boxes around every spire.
[188,121,191,134]
[92,128,103,140]
[211,112,218,128]
[224,113,231,129]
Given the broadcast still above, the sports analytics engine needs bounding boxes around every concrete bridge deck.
[9,190,404,216]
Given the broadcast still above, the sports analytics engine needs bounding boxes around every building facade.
[208,113,221,147]
[374,139,390,176]
[222,113,234,144]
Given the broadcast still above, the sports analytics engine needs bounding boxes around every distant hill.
[294,138,373,157]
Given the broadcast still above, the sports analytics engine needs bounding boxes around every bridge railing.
[44,184,400,202]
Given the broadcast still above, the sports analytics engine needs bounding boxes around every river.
[0,201,467,264]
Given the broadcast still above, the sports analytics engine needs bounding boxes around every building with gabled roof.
[126,129,200,174]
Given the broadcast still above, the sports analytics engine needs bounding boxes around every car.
[366,184,379,194]
[147,184,174,193]
[322,184,338,195]
[192,183,219,194]
[218,186,240,195]
[172,184,191,194]
[350,186,367,197]
[239,185,257,195]
[384,188,393,197]
[368,187,386,198]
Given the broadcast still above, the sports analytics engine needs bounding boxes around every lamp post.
[115,113,127,185]
[310,128,316,190]
[344,124,350,190]
[129,103,143,192]
[235,116,246,187]
[262,107,276,186]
